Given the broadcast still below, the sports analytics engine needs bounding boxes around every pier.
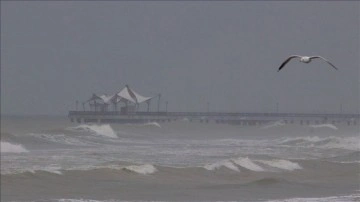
[70,85,359,126]
[68,111,360,126]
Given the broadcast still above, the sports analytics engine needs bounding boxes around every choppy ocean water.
[1,116,359,202]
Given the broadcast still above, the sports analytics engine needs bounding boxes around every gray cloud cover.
[1,1,359,115]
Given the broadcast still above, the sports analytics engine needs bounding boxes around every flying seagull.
[277,55,338,72]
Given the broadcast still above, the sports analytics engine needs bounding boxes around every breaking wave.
[204,157,301,172]
[233,157,265,171]
[143,122,162,128]
[1,164,63,175]
[27,133,92,146]
[263,120,286,129]
[0,141,28,153]
[204,159,240,172]
[256,159,302,171]
[70,124,118,138]
[123,164,158,175]
[280,136,360,151]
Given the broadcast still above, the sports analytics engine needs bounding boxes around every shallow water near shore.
[1,116,359,201]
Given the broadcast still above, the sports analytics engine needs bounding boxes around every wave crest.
[309,124,338,130]
[70,124,118,138]
[280,136,360,151]
[204,160,240,172]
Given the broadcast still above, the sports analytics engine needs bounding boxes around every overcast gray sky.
[1,1,359,115]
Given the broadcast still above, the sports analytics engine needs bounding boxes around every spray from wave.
[1,141,28,153]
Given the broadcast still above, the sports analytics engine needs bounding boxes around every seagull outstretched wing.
[309,56,338,70]
[277,55,301,72]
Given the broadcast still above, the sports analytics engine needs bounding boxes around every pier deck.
[68,111,360,125]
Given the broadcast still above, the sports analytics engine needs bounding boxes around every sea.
[1,116,359,202]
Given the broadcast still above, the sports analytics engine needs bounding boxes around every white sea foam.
[233,157,264,171]
[309,124,338,130]
[72,124,118,138]
[263,120,285,129]
[204,160,240,172]
[1,141,28,153]
[123,164,157,175]
[257,159,302,171]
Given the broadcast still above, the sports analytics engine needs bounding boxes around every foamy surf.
[70,124,118,138]
[0,141,28,153]
[123,164,157,175]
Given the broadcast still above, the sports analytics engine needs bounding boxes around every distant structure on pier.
[82,85,153,114]
[70,85,359,126]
